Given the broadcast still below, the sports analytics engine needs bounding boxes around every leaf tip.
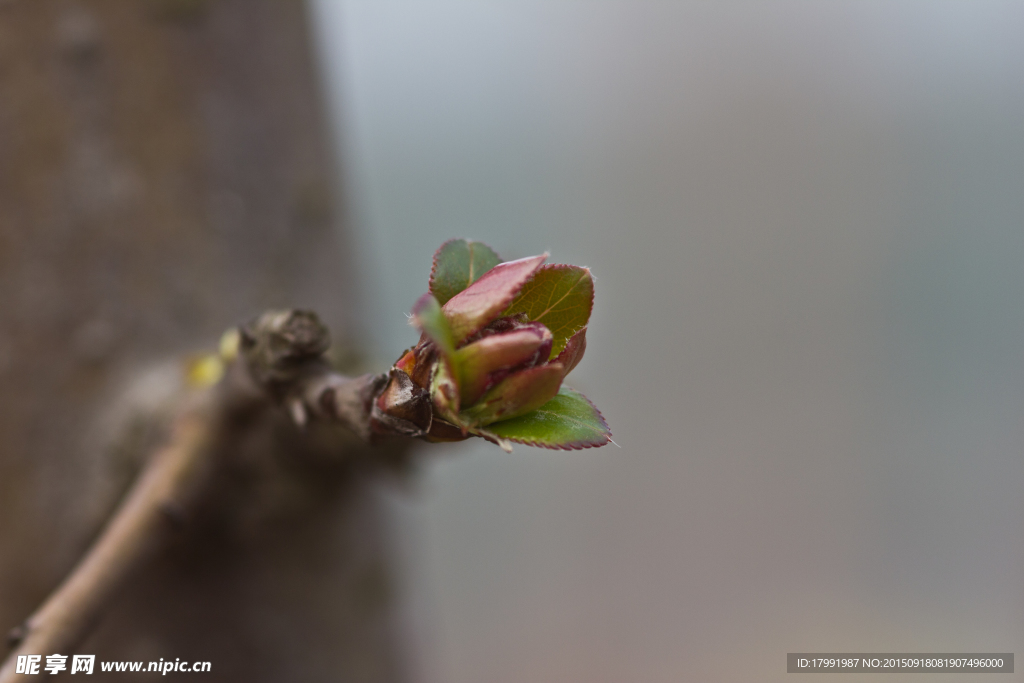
[430,238,504,306]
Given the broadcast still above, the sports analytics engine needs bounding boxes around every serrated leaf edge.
[488,387,611,451]
[467,426,514,452]
[429,238,502,304]
[428,238,459,295]
[525,263,595,316]
[554,326,587,377]
[442,253,548,343]
[505,263,594,358]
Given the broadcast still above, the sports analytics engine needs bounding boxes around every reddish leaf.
[554,327,587,378]
[442,254,547,343]
[460,362,563,426]
[454,325,552,405]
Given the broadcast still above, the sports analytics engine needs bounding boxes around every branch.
[0,311,386,681]
[0,406,214,681]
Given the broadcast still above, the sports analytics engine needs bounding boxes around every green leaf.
[503,265,593,358]
[484,386,611,450]
[429,238,502,305]
[411,293,455,358]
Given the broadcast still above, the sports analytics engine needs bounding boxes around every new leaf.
[503,265,593,358]
[442,254,547,343]
[484,386,611,449]
[429,238,502,305]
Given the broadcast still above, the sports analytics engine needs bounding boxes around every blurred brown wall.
[0,2,399,681]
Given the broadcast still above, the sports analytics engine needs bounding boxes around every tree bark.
[0,1,403,680]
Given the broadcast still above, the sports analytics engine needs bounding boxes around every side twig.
[0,310,384,681]
[0,406,215,680]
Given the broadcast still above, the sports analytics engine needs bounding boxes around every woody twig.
[0,311,383,682]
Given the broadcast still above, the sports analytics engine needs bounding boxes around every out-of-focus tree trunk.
[0,1,402,680]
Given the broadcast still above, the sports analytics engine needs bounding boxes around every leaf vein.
[534,272,586,322]
[527,408,604,435]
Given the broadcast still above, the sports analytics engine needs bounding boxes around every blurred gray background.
[310,2,1024,681]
